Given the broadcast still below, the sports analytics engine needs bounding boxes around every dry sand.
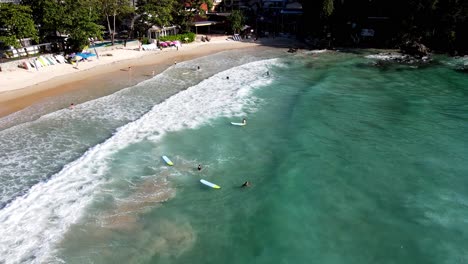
[0,35,299,118]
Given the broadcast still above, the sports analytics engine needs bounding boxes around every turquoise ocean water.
[0,48,467,264]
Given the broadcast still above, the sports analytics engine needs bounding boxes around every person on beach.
[197,164,202,171]
[69,103,74,109]
[242,181,251,187]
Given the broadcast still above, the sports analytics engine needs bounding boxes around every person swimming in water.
[197,164,202,171]
[242,118,247,125]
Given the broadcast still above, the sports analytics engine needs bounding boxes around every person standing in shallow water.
[197,164,202,171]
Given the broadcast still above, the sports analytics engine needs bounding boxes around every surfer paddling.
[242,118,247,125]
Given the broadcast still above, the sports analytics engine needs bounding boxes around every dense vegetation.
[300,0,468,55]
[0,0,210,51]
[0,0,467,55]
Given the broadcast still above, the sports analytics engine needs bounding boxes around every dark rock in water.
[288,47,298,53]
[400,40,430,58]
[455,66,468,73]
[367,51,433,66]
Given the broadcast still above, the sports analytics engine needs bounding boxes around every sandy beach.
[0,35,297,118]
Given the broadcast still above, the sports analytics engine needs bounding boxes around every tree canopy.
[0,3,38,48]
[229,10,244,34]
[20,0,102,50]
[1,0,466,54]
[99,0,134,44]
[300,0,468,54]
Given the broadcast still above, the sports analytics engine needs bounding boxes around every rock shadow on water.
[54,175,196,263]
[99,177,175,230]
[454,66,468,74]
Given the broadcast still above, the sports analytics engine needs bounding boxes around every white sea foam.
[0,58,279,263]
[304,49,329,54]
[365,53,406,60]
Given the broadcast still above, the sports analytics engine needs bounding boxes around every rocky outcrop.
[366,52,432,65]
[399,40,431,58]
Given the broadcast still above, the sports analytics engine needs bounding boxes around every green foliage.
[22,0,69,37]
[0,35,18,48]
[0,3,38,48]
[21,0,102,51]
[137,0,177,27]
[159,32,195,43]
[141,37,150,44]
[321,0,334,17]
[228,10,244,34]
[7,0,466,55]
[99,0,134,44]
[174,10,194,33]
[173,1,194,33]
[172,0,213,33]
[393,0,468,52]
[100,0,134,18]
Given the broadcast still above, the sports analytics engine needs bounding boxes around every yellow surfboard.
[162,155,173,166]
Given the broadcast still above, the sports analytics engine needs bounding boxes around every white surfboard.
[231,122,246,126]
[162,155,173,166]
[200,179,221,189]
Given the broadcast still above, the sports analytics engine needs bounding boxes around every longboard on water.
[162,155,173,166]
[230,122,246,126]
[200,179,221,189]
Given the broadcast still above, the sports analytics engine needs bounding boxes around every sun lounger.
[142,43,158,50]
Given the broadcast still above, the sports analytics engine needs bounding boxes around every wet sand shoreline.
[0,36,301,120]
[0,38,258,118]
